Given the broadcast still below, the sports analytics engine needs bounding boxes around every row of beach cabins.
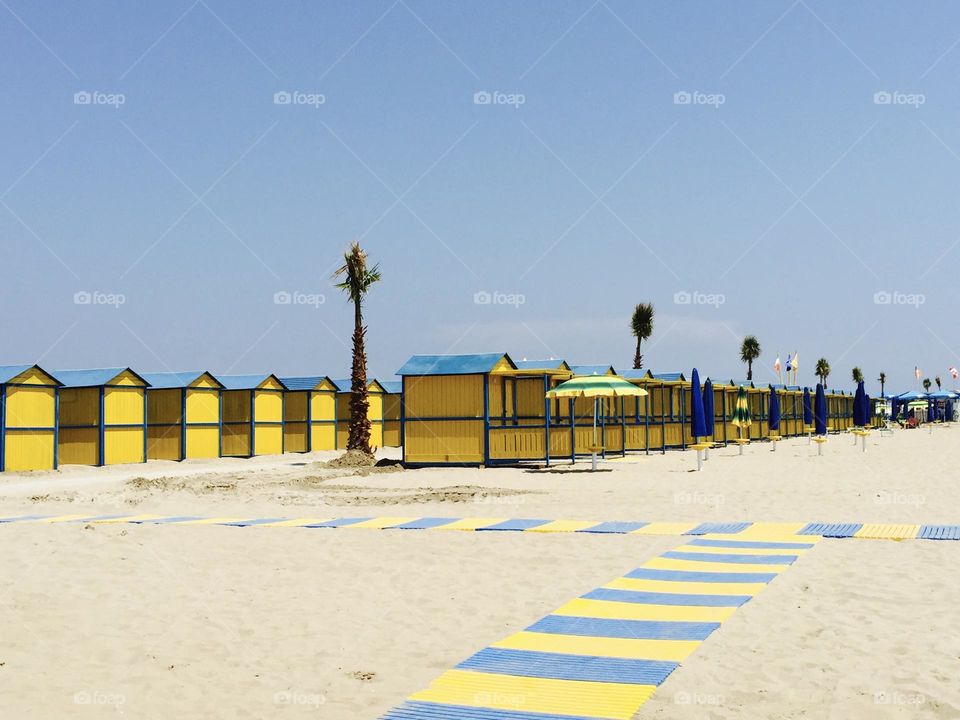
[0,353,873,472]
[0,365,400,472]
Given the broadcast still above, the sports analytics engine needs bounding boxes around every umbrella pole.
[592,398,598,471]
[737,425,743,455]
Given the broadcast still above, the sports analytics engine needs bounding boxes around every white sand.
[0,427,958,718]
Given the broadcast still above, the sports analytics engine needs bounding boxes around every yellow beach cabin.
[0,365,61,472]
[277,375,338,452]
[142,372,224,460]
[215,374,287,457]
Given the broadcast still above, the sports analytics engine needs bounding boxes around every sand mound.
[322,450,377,468]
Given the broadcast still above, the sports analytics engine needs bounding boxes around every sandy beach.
[1,427,959,718]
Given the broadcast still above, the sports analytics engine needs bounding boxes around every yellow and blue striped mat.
[0,515,956,539]
[382,531,819,719]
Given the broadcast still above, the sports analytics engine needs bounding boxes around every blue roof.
[896,390,928,401]
[379,380,402,394]
[927,390,957,399]
[730,380,754,388]
[141,371,223,389]
[53,368,148,388]
[514,359,568,370]
[0,364,60,385]
[330,378,387,393]
[279,376,334,391]
[650,372,685,382]
[570,364,616,376]
[618,369,647,380]
[215,374,286,391]
[397,353,514,376]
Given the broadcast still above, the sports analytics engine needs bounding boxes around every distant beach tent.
[0,365,61,471]
[141,372,224,461]
[814,384,827,435]
[55,368,149,466]
[215,374,287,457]
[278,376,338,453]
[546,374,646,470]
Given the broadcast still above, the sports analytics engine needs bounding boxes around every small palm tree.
[878,371,886,397]
[815,357,831,388]
[923,378,932,393]
[740,336,761,381]
[630,303,654,370]
[936,376,942,390]
[333,241,382,455]
[852,367,864,384]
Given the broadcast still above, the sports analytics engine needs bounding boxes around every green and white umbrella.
[546,375,647,470]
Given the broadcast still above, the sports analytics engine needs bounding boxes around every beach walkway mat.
[381,532,821,719]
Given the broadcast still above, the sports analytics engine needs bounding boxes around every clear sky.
[3,1,959,394]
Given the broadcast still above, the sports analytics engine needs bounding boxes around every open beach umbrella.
[546,375,647,470]
[803,387,813,426]
[702,379,715,438]
[814,383,827,435]
[768,385,781,432]
[690,369,707,440]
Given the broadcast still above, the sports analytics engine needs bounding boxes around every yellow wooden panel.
[104,387,144,425]
[111,370,146,387]
[58,388,99,427]
[147,389,181,424]
[403,375,483,418]
[284,422,308,453]
[367,390,384,422]
[310,423,336,450]
[369,421,383,448]
[104,427,144,465]
[554,597,736,623]
[58,427,98,465]
[8,367,58,386]
[221,390,250,423]
[221,424,250,456]
[5,386,55,427]
[489,427,546,460]
[186,388,219,424]
[310,392,336,423]
[336,423,348,449]
[382,421,401,447]
[185,426,219,459]
[4,430,55,471]
[190,373,220,389]
[283,391,308,422]
[260,376,284,391]
[254,424,282,455]
[147,425,181,460]
[254,390,282,422]
[404,419,483,463]
[491,632,699,662]
[382,393,401,421]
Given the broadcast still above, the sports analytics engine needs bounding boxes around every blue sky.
[2,1,959,393]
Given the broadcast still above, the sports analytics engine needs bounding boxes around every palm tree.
[333,241,382,455]
[923,378,932,393]
[740,336,761,381]
[852,367,864,384]
[815,357,831,388]
[878,371,886,397]
[630,303,654,369]
[935,376,942,390]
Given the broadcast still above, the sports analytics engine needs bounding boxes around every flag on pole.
[915,366,922,380]
[950,366,958,380]
[792,352,799,383]
[774,356,781,373]
[785,354,793,372]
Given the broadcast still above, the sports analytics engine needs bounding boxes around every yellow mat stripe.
[644,556,791,574]
[90,514,164,523]
[409,669,654,720]
[671,543,809,556]
[525,520,598,533]
[630,522,698,535]
[433,517,507,531]
[257,518,333,527]
[346,517,419,529]
[491,631,701,662]
[172,517,246,525]
[854,524,921,539]
[606,576,768,596]
[35,515,93,523]
[553,597,736,623]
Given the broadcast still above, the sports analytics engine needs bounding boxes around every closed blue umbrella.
[928,399,935,422]
[853,381,867,427]
[890,397,898,421]
[702,379,715,437]
[864,393,871,426]
[690,368,707,439]
[814,383,827,435]
[803,387,813,425]
[768,385,781,431]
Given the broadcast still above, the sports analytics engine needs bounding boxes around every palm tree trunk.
[633,338,642,370]
[348,297,372,453]
[747,361,753,381]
